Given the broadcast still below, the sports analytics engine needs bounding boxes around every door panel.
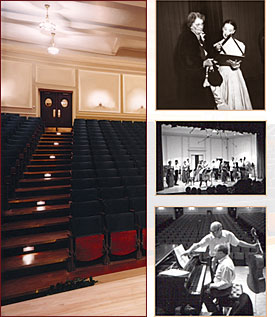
[41,91,57,127]
[56,92,72,127]
[40,90,72,127]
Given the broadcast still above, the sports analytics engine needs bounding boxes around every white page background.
[147,0,275,316]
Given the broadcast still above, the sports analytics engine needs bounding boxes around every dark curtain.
[256,130,265,180]
[157,0,265,109]
[156,123,164,192]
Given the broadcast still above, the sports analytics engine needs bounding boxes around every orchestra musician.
[203,244,235,315]
[181,160,189,184]
[166,160,174,187]
[164,156,256,189]
[182,221,257,280]
[174,160,180,185]
[199,160,211,187]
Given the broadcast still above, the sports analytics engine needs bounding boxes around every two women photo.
[157,1,264,110]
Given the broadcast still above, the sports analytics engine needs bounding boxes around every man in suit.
[174,12,215,109]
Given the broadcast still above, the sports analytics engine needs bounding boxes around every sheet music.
[174,244,189,269]
[222,36,244,56]
[159,268,189,277]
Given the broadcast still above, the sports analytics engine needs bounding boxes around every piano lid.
[156,244,178,266]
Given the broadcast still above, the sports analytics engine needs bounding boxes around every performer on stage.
[174,12,215,109]
[211,20,252,110]
[213,158,220,181]
[174,160,180,185]
[182,160,189,184]
[166,161,174,187]
[229,157,235,182]
[182,221,257,279]
[203,244,235,315]
[199,160,210,188]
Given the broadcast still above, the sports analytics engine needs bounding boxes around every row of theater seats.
[236,212,265,248]
[71,119,146,265]
[237,212,265,235]
[1,114,43,210]
[156,213,265,265]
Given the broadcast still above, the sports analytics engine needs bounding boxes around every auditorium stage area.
[156,121,266,195]
[1,267,146,316]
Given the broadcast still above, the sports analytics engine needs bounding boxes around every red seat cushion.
[75,234,104,261]
[110,230,137,255]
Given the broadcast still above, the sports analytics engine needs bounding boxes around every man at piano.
[203,244,235,315]
[182,221,257,279]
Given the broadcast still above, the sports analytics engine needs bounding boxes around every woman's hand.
[203,58,213,68]
[227,59,241,69]
[214,42,222,52]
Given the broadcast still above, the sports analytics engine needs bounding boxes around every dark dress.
[174,27,215,109]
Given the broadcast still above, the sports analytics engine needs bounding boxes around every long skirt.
[211,66,252,110]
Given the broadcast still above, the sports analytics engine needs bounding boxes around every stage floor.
[1,267,146,316]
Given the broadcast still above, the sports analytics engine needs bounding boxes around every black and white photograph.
[155,206,266,316]
[156,121,266,195]
[157,0,265,110]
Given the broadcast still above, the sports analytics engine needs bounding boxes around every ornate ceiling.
[1,1,146,60]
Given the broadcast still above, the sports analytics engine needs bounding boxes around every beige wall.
[162,133,257,167]
[1,48,146,122]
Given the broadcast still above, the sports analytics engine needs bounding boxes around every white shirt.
[174,164,180,172]
[213,160,220,169]
[212,255,235,290]
[198,229,240,257]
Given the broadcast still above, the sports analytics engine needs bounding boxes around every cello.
[246,227,266,294]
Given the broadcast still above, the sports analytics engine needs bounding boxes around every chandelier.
[48,33,59,55]
[39,4,56,32]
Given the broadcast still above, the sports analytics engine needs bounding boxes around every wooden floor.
[1,267,146,316]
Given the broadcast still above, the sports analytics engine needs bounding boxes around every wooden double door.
[40,90,72,128]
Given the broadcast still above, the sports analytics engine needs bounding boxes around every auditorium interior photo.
[155,206,266,316]
[1,1,146,315]
[156,121,266,195]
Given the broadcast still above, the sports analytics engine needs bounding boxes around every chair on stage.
[215,283,244,315]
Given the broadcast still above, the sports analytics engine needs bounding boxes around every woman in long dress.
[212,20,252,110]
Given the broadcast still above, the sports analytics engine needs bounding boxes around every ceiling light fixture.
[39,4,56,32]
[48,33,59,55]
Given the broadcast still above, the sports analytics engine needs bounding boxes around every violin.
[246,227,266,294]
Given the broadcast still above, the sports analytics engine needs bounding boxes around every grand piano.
[156,244,207,315]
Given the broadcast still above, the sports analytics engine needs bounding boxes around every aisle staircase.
[2,129,73,286]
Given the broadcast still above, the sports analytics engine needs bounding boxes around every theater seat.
[105,213,137,256]
[136,210,146,251]
[72,215,106,262]
[71,200,104,217]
